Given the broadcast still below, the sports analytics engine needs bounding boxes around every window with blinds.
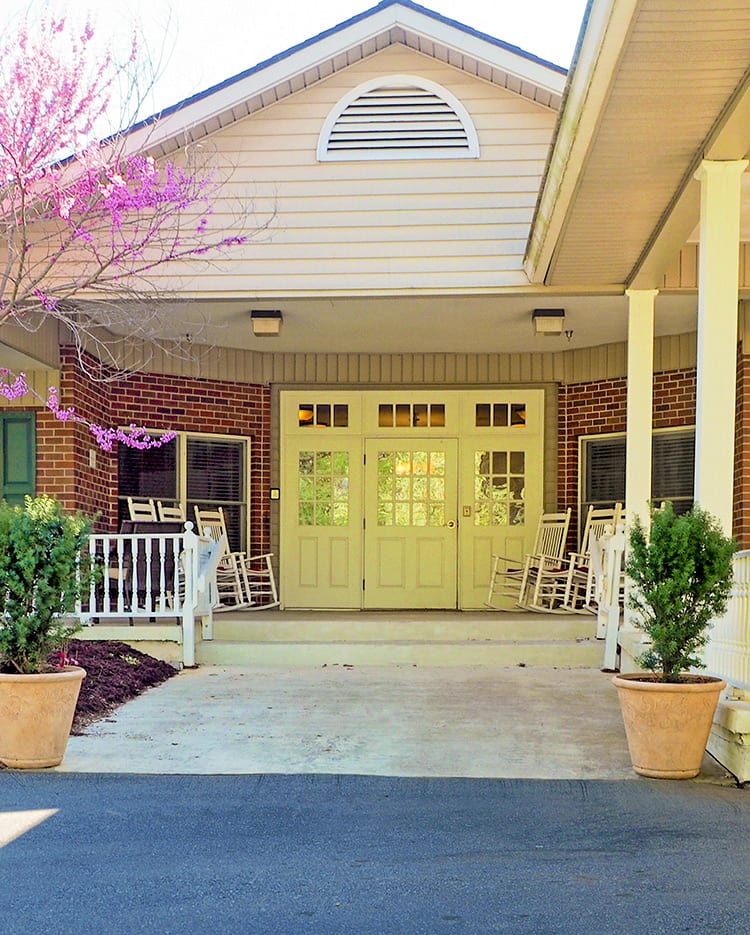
[186,437,246,551]
[117,433,248,550]
[581,429,695,524]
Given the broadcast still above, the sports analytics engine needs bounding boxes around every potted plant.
[613,501,736,779]
[0,495,97,768]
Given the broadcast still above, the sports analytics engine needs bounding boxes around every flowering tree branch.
[0,369,176,451]
[0,14,267,448]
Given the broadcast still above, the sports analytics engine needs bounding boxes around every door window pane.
[377,449,447,527]
[474,450,525,526]
[298,450,349,526]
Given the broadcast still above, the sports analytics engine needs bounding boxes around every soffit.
[538,0,750,288]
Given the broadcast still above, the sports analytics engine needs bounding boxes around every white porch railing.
[704,549,750,692]
[76,522,220,667]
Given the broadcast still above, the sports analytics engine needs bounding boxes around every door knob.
[446,520,456,528]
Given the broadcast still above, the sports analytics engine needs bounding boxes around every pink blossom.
[0,369,177,452]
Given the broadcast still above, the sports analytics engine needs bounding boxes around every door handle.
[446,521,456,528]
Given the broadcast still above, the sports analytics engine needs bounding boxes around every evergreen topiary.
[625,502,737,683]
[0,496,98,674]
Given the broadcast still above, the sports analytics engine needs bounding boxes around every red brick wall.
[109,370,271,553]
[558,368,697,547]
[28,353,750,552]
[31,353,271,552]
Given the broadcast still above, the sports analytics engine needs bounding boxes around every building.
[1,0,749,622]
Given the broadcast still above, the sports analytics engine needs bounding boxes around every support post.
[622,289,657,633]
[625,289,657,531]
[694,159,748,533]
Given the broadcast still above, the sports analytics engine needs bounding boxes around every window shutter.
[0,412,35,504]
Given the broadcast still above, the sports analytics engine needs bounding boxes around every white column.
[694,159,748,533]
[622,289,657,634]
[625,289,657,531]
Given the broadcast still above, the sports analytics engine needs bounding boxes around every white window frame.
[578,426,696,540]
[118,430,251,549]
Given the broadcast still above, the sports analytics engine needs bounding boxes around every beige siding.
[0,370,60,408]
[151,46,557,295]
[129,333,696,386]
[0,319,61,369]
[662,243,750,291]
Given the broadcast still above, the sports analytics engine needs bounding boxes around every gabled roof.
[127,0,567,158]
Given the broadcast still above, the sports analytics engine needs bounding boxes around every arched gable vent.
[317,75,479,161]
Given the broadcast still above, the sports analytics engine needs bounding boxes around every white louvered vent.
[318,75,479,161]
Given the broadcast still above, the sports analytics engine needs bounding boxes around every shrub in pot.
[613,502,736,779]
[0,495,97,768]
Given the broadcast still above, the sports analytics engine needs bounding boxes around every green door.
[0,412,35,504]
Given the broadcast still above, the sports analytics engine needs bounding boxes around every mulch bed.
[49,640,179,734]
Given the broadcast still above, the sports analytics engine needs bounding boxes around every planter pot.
[0,666,86,769]
[612,672,726,779]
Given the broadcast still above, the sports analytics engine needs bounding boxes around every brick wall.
[27,353,750,552]
[559,368,697,547]
[109,370,271,553]
[32,353,271,553]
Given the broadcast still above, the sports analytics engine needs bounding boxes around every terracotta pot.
[612,672,726,779]
[0,666,86,769]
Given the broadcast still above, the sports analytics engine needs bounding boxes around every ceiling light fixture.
[250,309,283,336]
[531,308,565,336]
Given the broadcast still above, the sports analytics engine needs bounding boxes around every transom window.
[298,451,350,526]
[378,403,446,428]
[475,403,527,427]
[474,450,526,526]
[298,403,349,428]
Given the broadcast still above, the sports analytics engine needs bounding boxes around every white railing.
[76,522,220,667]
[704,549,750,691]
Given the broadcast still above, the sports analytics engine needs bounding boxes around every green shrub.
[625,502,737,682]
[0,496,98,674]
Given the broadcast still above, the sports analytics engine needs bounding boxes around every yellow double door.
[282,433,541,610]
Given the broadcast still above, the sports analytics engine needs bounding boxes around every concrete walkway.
[57,664,734,781]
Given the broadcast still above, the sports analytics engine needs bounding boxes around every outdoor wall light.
[531,308,565,335]
[250,309,283,336]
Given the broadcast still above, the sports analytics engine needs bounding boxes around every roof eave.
[524,0,640,285]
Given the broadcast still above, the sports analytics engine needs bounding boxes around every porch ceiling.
[528,0,750,290]
[166,291,697,355]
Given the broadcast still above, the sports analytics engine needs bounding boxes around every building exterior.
[1,0,749,621]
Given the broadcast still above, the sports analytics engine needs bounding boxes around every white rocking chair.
[485,508,571,610]
[193,506,279,611]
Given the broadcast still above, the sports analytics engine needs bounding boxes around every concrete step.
[209,611,596,644]
[196,636,603,668]
[197,610,603,667]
